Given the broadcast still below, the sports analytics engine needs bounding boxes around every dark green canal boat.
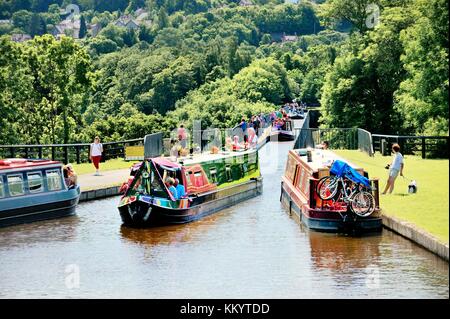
[118,147,263,227]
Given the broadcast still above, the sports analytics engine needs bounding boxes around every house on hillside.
[281,33,298,42]
[89,23,102,37]
[115,15,140,30]
[52,18,80,39]
[239,0,254,6]
[11,33,31,42]
[134,8,147,17]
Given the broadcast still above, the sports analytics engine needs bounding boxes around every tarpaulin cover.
[330,160,371,188]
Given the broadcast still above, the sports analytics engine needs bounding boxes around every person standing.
[174,178,186,199]
[178,124,187,149]
[239,118,248,143]
[90,136,103,176]
[382,143,404,194]
[165,177,178,200]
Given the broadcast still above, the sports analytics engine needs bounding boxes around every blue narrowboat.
[0,158,80,227]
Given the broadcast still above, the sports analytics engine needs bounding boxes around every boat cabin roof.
[0,159,61,172]
[148,147,257,168]
[291,148,362,173]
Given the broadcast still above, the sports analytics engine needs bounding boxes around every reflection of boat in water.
[120,221,211,246]
[308,229,382,273]
[280,148,382,234]
[0,158,80,227]
[270,119,295,141]
[118,147,262,227]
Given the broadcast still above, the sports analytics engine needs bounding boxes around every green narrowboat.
[118,148,263,227]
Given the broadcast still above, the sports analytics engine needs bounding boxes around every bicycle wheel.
[350,191,375,217]
[316,176,339,200]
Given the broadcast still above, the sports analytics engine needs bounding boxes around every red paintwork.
[152,157,181,168]
[0,158,61,170]
[181,164,217,195]
[282,149,380,220]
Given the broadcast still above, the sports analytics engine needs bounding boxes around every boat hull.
[119,177,263,227]
[0,186,80,227]
[280,182,382,234]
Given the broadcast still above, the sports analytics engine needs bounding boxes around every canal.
[0,142,448,298]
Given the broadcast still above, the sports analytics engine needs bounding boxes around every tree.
[19,35,93,144]
[29,12,46,37]
[260,33,272,45]
[79,15,87,38]
[155,7,169,30]
[12,10,32,33]
[318,0,380,33]
[394,0,449,135]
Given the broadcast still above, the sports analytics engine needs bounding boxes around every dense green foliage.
[319,0,448,135]
[0,0,448,146]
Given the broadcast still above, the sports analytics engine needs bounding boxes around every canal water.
[0,142,448,298]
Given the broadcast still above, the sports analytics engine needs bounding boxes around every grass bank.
[69,158,138,175]
[334,150,449,244]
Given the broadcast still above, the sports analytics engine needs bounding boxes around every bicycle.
[316,160,376,217]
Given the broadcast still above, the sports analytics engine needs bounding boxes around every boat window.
[28,172,43,193]
[297,167,305,189]
[7,174,24,196]
[209,168,218,184]
[194,172,202,178]
[185,171,192,186]
[225,165,232,181]
[46,170,62,191]
[0,178,4,198]
[285,121,292,131]
[131,174,145,193]
[148,170,168,198]
[285,156,297,182]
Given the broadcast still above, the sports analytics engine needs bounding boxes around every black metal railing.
[0,138,144,164]
[294,127,359,150]
[372,134,449,159]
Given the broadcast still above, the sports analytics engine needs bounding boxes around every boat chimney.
[306,148,313,162]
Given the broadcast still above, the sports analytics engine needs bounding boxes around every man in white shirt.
[382,143,404,194]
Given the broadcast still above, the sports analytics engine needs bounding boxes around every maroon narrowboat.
[280,148,382,234]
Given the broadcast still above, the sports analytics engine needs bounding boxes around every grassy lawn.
[69,158,139,175]
[333,150,449,244]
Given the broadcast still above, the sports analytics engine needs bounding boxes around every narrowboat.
[0,158,80,227]
[118,148,262,227]
[280,148,382,234]
[286,109,305,120]
[270,119,296,141]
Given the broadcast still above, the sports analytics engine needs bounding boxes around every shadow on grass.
[393,193,409,197]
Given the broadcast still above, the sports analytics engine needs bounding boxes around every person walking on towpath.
[90,136,103,176]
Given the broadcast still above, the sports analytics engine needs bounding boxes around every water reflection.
[120,222,211,246]
[0,215,80,248]
[308,229,382,273]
